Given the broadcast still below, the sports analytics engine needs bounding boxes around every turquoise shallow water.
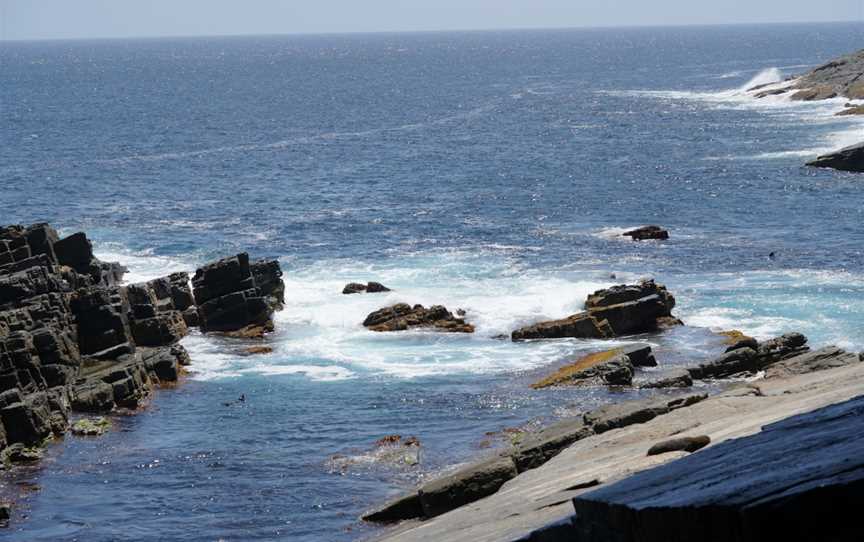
[1,22,864,541]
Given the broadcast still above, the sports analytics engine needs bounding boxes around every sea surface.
[2,22,864,541]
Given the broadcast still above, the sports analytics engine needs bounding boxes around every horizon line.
[2,18,862,44]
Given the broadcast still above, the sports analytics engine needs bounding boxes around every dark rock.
[342,283,367,294]
[647,435,711,456]
[585,280,676,313]
[362,492,424,523]
[620,344,657,368]
[584,393,708,434]
[640,369,693,389]
[0,397,52,445]
[365,281,391,293]
[512,313,611,341]
[193,253,283,334]
[168,272,194,311]
[807,141,864,173]
[130,312,187,347]
[570,395,864,542]
[689,333,809,380]
[418,456,518,518]
[53,232,94,274]
[510,418,593,472]
[363,303,474,333]
[622,226,669,241]
[71,381,115,412]
[531,350,634,389]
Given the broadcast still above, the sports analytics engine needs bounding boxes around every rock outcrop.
[192,253,284,337]
[622,225,669,241]
[363,303,474,333]
[688,332,810,379]
[531,347,659,389]
[343,281,391,294]
[806,141,864,173]
[512,280,680,341]
[789,49,864,101]
[0,224,194,466]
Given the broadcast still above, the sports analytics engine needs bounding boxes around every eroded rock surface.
[363,303,474,333]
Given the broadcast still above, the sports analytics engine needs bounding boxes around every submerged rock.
[622,225,669,241]
[806,141,864,173]
[363,303,474,333]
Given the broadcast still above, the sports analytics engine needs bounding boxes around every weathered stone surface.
[640,369,693,389]
[531,350,634,389]
[513,280,679,341]
[419,456,519,518]
[570,396,864,542]
[764,346,860,378]
[250,259,285,309]
[622,225,669,241]
[790,49,864,100]
[362,492,424,524]
[510,418,593,473]
[343,281,392,294]
[689,333,809,380]
[807,141,864,173]
[130,312,187,347]
[584,393,707,434]
[646,435,710,456]
[363,303,474,333]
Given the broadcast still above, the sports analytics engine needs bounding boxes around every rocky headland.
[0,223,285,523]
[746,48,864,172]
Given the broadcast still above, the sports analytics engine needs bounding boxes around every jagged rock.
[641,369,693,389]
[2,443,44,463]
[807,141,864,173]
[620,344,657,367]
[689,333,809,379]
[71,416,111,436]
[790,84,837,101]
[0,393,52,445]
[419,456,518,518]
[647,435,711,456]
[366,281,391,293]
[167,272,194,311]
[71,287,133,356]
[513,281,679,341]
[531,350,635,389]
[193,253,282,334]
[363,303,474,333]
[71,381,114,412]
[790,50,864,100]
[130,312,187,347]
[622,225,669,241]
[250,259,285,309]
[570,395,864,542]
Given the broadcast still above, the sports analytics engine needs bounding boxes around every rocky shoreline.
[0,223,285,524]
[745,48,864,172]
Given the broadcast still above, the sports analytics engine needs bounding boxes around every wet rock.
[689,333,809,380]
[130,312,187,347]
[71,416,111,436]
[366,281,391,293]
[344,281,392,294]
[514,281,679,341]
[807,141,864,173]
[619,344,657,367]
[640,369,693,389]
[835,104,864,116]
[363,303,474,333]
[647,435,711,456]
[531,350,634,389]
[2,443,44,463]
[193,253,283,334]
[418,456,518,518]
[622,225,669,241]
[245,346,273,356]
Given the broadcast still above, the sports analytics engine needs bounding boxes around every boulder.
[363,303,474,333]
[640,369,693,389]
[512,312,611,341]
[646,435,711,456]
[343,281,392,294]
[622,225,669,241]
[807,141,864,173]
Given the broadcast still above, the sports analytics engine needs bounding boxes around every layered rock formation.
[512,280,680,341]
[0,223,285,475]
[806,141,864,173]
[363,303,474,333]
[530,345,656,389]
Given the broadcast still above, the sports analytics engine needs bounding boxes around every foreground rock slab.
[571,396,864,541]
[372,362,864,542]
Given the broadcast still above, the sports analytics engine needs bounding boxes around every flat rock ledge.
[512,280,681,341]
[367,341,863,542]
[0,223,285,523]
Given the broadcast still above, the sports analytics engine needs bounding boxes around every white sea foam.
[94,245,194,284]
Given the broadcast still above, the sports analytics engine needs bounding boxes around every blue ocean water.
[1,23,864,541]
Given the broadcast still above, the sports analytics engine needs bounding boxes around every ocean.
[1,22,864,541]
